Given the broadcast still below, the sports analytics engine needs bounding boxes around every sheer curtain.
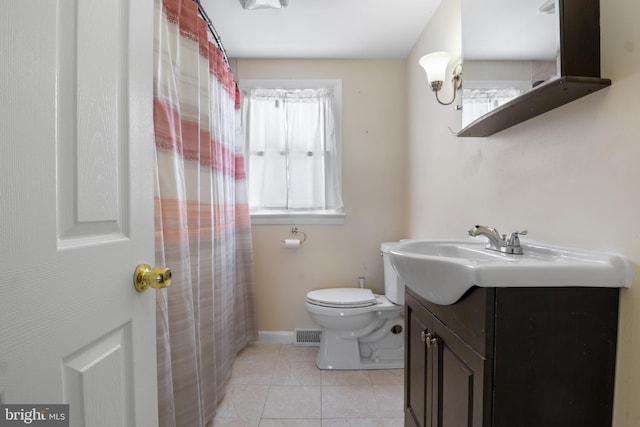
[242,88,343,211]
[153,1,258,426]
[462,87,527,127]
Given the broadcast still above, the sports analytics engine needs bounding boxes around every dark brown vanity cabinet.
[405,286,620,427]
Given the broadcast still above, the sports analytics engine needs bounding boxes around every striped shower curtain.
[153,0,258,426]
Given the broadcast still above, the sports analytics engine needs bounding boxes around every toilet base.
[314,318,404,370]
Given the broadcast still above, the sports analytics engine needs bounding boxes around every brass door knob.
[134,264,172,292]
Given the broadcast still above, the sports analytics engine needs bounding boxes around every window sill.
[250,210,345,225]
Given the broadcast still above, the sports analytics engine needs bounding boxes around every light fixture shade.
[419,52,451,84]
[239,0,289,9]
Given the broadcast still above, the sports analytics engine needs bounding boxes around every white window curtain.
[241,88,343,212]
[462,87,527,127]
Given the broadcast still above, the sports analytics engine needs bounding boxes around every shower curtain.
[153,0,258,426]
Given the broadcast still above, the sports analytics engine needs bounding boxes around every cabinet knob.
[425,332,439,348]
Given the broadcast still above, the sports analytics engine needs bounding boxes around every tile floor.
[210,342,404,426]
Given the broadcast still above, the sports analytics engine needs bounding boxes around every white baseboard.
[258,331,294,344]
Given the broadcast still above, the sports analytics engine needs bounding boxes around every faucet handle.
[506,230,528,245]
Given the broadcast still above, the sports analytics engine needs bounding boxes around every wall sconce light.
[419,52,462,106]
[239,0,288,9]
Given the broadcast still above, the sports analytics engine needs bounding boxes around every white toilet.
[305,242,405,370]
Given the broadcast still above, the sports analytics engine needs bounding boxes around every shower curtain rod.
[193,0,230,68]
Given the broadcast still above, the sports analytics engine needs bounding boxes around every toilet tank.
[380,242,404,305]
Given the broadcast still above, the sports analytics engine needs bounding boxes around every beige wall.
[235,59,408,331]
[407,0,640,425]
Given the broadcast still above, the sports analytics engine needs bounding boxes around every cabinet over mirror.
[458,0,610,137]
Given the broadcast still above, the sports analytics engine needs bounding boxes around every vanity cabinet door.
[405,291,492,427]
[430,315,492,427]
[405,293,433,427]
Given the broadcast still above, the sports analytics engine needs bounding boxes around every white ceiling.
[202,0,443,59]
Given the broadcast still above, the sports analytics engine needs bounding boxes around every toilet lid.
[306,288,377,308]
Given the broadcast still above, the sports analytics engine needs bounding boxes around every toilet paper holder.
[281,227,307,246]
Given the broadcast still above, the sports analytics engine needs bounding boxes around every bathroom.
[2,0,639,425]
[232,0,640,426]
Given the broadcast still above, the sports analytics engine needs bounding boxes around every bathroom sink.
[388,239,633,305]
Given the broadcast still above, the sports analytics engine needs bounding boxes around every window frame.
[239,79,344,225]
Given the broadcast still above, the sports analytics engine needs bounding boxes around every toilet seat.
[306,288,377,308]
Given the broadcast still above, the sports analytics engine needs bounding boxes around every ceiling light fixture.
[239,0,288,10]
[419,51,462,106]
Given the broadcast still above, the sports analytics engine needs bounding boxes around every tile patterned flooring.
[210,342,404,426]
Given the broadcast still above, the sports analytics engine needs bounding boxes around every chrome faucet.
[467,225,528,255]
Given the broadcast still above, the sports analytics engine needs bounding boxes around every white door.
[0,1,159,426]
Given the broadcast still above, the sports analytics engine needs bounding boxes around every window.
[240,80,344,225]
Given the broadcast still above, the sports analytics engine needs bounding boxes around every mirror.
[461,0,559,128]
[458,0,609,137]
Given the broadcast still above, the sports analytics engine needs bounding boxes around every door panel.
[57,0,130,242]
[406,293,432,427]
[438,343,473,427]
[62,325,134,427]
[433,316,489,427]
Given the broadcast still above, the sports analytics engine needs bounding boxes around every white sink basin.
[388,239,633,305]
